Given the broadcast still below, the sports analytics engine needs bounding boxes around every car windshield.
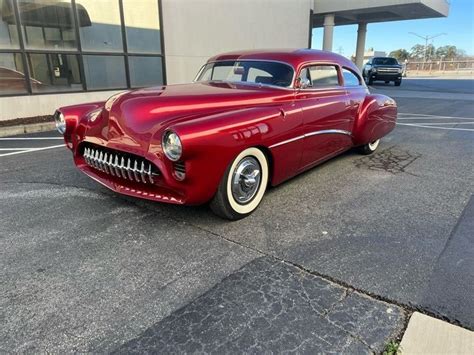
[196,60,294,88]
[373,58,399,65]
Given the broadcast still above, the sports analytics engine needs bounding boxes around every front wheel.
[210,147,269,220]
[358,139,380,155]
[395,80,401,86]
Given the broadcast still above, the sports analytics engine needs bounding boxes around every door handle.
[279,109,287,118]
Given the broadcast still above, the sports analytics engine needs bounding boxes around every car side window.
[308,65,339,87]
[342,68,361,86]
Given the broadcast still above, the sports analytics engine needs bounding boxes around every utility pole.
[409,32,447,62]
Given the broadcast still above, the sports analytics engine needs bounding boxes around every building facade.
[0,0,448,121]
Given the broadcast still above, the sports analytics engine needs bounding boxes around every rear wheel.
[210,147,268,220]
[358,139,380,155]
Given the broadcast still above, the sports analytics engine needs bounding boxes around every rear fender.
[352,94,397,146]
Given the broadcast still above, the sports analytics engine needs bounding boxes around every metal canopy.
[312,0,449,27]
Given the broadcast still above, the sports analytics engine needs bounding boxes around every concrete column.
[322,14,335,51]
[355,22,367,69]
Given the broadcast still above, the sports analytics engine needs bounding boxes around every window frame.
[0,0,166,97]
[341,66,363,87]
[296,62,343,90]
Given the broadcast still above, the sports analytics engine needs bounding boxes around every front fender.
[163,106,283,204]
[352,94,397,146]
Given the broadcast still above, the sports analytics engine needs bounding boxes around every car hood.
[85,81,292,150]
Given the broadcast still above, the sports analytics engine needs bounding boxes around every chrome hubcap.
[231,157,261,204]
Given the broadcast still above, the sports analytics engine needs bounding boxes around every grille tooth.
[133,160,140,182]
[108,154,115,176]
[103,153,109,174]
[120,156,127,179]
[91,149,97,169]
[147,164,154,184]
[140,161,146,183]
[98,151,104,171]
[126,158,134,180]
[84,148,90,164]
[114,155,120,176]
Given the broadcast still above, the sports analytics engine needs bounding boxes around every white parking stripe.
[399,113,474,120]
[0,144,65,157]
[398,117,474,121]
[0,148,40,151]
[0,137,63,140]
[397,123,474,132]
[401,122,474,126]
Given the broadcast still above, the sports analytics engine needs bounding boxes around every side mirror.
[295,77,311,89]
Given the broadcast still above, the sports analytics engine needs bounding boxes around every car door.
[295,63,353,170]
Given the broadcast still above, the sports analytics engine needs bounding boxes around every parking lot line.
[399,113,474,120]
[0,137,63,140]
[396,123,474,132]
[0,144,65,157]
[401,122,474,125]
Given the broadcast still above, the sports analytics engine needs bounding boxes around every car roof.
[207,49,360,73]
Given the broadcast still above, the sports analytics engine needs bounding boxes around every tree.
[389,49,410,61]
[410,43,435,61]
[436,45,458,60]
[410,44,426,60]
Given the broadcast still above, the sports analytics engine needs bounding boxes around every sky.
[311,0,474,57]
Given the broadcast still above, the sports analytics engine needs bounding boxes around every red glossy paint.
[58,49,397,205]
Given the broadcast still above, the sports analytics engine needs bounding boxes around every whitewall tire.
[210,147,269,220]
[358,139,380,155]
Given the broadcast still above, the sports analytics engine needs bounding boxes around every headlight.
[162,131,182,161]
[54,110,66,134]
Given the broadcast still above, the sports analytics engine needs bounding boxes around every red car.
[55,49,397,220]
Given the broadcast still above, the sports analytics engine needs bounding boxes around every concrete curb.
[0,122,56,138]
[400,312,474,354]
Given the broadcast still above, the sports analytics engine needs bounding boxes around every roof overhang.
[312,0,449,27]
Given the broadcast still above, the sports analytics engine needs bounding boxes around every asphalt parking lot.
[1,77,473,352]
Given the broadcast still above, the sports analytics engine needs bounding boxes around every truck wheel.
[395,80,401,86]
[385,81,389,84]
[210,147,268,220]
[368,77,374,85]
[358,139,380,155]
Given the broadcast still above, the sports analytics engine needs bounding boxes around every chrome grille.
[377,68,398,73]
[83,145,158,184]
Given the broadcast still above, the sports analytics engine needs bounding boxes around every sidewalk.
[400,312,474,354]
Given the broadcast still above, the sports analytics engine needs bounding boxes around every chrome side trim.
[269,129,351,149]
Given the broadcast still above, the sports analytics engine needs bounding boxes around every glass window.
[75,0,122,52]
[123,0,161,54]
[308,65,339,86]
[342,68,361,86]
[28,53,82,92]
[18,0,77,50]
[0,0,20,49]
[196,60,294,88]
[373,57,399,65]
[83,55,126,90]
[129,56,163,88]
[0,52,27,94]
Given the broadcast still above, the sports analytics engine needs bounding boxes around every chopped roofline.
[207,48,360,73]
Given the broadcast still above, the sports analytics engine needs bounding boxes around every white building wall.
[162,0,313,84]
[0,91,121,121]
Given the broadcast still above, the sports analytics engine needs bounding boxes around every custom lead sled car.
[55,49,397,220]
